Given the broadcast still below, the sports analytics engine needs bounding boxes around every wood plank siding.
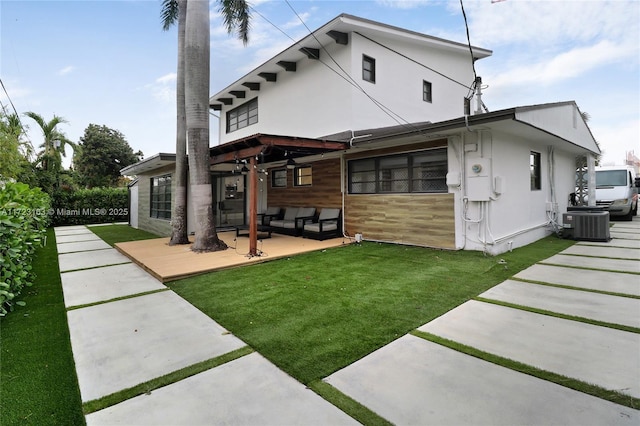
[344,193,456,249]
[267,158,342,209]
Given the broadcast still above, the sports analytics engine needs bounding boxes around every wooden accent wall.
[345,193,456,249]
[267,158,342,209]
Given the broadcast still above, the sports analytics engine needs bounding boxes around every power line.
[459,0,479,100]
[0,77,35,157]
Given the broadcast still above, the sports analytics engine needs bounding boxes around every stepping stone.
[562,245,640,260]
[542,254,640,273]
[58,248,131,272]
[56,240,112,254]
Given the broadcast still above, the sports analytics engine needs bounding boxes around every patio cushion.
[317,208,340,221]
[297,207,316,218]
[304,222,338,233]
[270,207,299,228]
[264,206,280,215]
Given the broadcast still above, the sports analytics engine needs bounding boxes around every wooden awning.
[209,133,347,165]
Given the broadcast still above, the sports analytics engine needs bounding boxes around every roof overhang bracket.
[299,47,320,60]
[229,90,246,98]
[217,98,233,105]
[242,82,261,91]
[276,61,297,72]
[327,30,348,45]
[258,72,277,82]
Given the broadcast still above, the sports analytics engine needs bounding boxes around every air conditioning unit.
[562,211,610,242]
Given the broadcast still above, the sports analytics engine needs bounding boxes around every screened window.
[348,148,448,194]
[362,55,376,83]
[423,80,432,102]
[530,151,541,190]
[227,98,258,133]
[294,166,312,187]
[150,174,171,219]
[271,169,287,188]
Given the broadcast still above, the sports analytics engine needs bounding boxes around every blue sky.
[1,0,638,167]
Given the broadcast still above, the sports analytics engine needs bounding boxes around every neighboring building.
[122,14,600,255]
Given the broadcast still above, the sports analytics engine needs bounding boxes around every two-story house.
[122,14,600,255]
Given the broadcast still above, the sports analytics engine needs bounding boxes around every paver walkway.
[326,219,640,425]
[55,225,356,425]
[57,220,640,425]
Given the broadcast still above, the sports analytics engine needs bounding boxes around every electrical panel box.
[467,158,492,201]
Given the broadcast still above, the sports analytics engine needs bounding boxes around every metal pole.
[249,156,258,256]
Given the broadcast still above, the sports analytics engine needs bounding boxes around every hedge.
[0,180,50,317]
[50,187,129,226]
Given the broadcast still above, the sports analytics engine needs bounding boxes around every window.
[362,55,376,83]
[294,166,312,187]
[348,148,448,194]
[530,151,541,190]
[271,169,287,188]
[423,80,432,103]
[227,98,258,133]
[150,174,171,219]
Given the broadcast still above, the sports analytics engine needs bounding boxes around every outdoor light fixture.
[241,165,250,174]
[286,158,296,169]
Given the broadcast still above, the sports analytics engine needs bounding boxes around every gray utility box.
[562,211,611,242]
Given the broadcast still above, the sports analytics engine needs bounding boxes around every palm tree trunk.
[169,0,190,246]
[185,0,227,252]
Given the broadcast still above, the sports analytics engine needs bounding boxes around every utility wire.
[0,77,35,157]
[459,0,479,100]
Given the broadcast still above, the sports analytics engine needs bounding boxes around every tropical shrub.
[0,180,50,316]
[50,186,128,226]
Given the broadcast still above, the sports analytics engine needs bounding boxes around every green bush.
[0,180,50,316]
[50,186,129,226]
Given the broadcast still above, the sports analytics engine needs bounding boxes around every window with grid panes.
[362,55,376,83]
[150,174,171,219]
[348,148,447,194]
[227,98,258,133]
[294,166,312,187]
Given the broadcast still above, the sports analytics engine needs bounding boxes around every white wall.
[217,32,477,144]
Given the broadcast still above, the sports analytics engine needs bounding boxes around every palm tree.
[24,112,75,172]
[177,0,250,252]
[161,0,190,246]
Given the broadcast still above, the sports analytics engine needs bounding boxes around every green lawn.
[0,228,85,426]
[168,236,575,385]
[87,224,160,246]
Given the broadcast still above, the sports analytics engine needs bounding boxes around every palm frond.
[218,0,251,45]
[161,0,179,31]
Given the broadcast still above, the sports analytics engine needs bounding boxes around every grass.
[168,236,575,385]
[0,228,85,426]
[87,224,160,246]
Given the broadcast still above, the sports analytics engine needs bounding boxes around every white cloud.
[592,119,640,166]
[156,73,177,84]
[487,39,634,88]
[57,65,75,76]
[144,73,176,102]
[376,0,433,10]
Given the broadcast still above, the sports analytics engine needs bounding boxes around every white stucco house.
[122,13,600,255]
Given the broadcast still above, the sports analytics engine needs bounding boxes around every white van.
[595,166,639,220]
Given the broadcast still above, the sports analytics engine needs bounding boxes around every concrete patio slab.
[87,222,128,227]
[514,264,640,296]
[562,244,640,260]
[67,291,246,402]
[326,335,639,426]
[61,263,166,307]
[54,226,94,235]
[612,221,640,229]
[418,300,640,398]
[480,280,640,328]
[86,352,358,426]
[58,248,131,272]
[610,231,640,240]
[579,239,640,249]
[56,233,102,243]
[542,253,640,273]
[56,240,112,254]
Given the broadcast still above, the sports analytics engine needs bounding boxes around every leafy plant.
[0,180,50,316]
[50,186,129,226]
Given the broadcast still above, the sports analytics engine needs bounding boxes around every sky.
[1,0,639,168]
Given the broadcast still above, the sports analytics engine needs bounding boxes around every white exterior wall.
[217,32,476,144]
[450,129,577,255]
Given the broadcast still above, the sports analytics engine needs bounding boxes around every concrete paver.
[579,239,640,249]
[67,290,246,402]
[418,300,640,398]
[58,248,131,272]
[56,240,112,254]
[56,233,102,243]
[326,335,639,426]
[55,227,95,236]
[514,264,640,296]
[86,352,358,426]
[61,263,166,307]
[610,231,640,240]
[480,279,640,327]
[542,253,640,273]
[562,244,640,260]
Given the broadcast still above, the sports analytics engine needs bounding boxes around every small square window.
[363,55,376,83]
[423,80,432,103]
[271,169,287,188]
[294,166,312,187]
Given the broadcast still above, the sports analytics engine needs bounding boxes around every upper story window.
[362,55,376,83]
[227,98,258,133]
[294,166,312,187]
[348,148,448,194]
[530,151,541,190]
[150,174,171,219]
[423,80,432,103]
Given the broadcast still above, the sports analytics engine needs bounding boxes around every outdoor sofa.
[269,207,316,236]
[302,208,341,240]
